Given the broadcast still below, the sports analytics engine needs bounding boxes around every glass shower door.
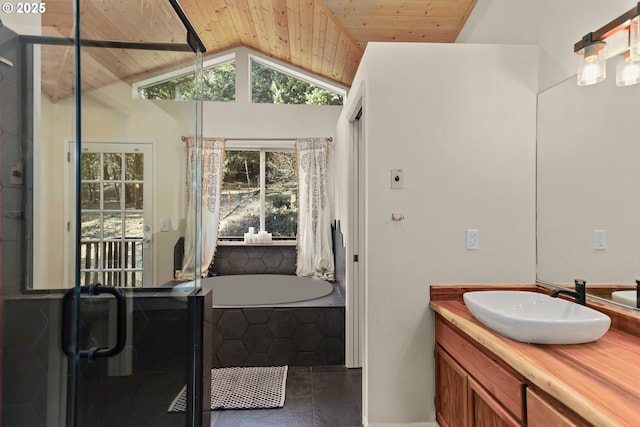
[1,1,206,425]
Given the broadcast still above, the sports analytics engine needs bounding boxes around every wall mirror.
[7,35,200,294]
[536,59,640,310]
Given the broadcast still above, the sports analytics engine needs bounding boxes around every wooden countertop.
[430,286,640,427]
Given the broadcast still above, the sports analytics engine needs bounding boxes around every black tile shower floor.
[77,371,187,427]
[210,366,362,427]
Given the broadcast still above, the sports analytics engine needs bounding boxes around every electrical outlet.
[466,229,479,250]
[594,230,606,250]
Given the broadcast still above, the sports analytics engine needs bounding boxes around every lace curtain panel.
[177,137,226,280]
[295,138,335,280]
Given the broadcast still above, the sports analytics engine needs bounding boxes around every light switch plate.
[594,230,606,250]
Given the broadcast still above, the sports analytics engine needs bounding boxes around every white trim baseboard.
[362,417,440,427]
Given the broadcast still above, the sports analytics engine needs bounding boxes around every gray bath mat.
[168,366,288,412]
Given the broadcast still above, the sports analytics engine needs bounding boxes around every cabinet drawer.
[436,317,525,423]
[527,389,590,427]
[469,376,522,427]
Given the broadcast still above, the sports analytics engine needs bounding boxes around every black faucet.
[635,280,640,309]
[550,279,586,305]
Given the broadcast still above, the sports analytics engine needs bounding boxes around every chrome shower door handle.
[61,283,127,360]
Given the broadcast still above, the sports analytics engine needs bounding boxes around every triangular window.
[138,60,236,102]
[133,49,346,104]
[251,58,343,105]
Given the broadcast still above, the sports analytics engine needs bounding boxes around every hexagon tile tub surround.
[207,230,347,367]
[212,306,345,367]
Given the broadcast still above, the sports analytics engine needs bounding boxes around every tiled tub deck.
[211,283,345,367]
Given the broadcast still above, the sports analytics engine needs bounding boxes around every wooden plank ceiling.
[40,0,476,102]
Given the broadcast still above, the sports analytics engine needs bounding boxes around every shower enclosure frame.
[1,1,209,426]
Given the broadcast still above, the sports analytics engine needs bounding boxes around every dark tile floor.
[210,366,363,427]
[77,370,188,427]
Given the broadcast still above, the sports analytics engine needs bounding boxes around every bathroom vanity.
[430,284,640,427]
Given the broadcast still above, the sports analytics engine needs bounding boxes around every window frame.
[131,51,236,100]
[248,53,346,104]
[130,47,348,104]
[218,145,298,244]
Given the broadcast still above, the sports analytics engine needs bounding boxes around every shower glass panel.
[1,1,205,426]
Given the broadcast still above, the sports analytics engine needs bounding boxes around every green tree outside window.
[139,57,343,106]
[251,61,343,105]
[140,62,236,101]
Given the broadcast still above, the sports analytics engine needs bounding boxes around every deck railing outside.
[80,238,143,287]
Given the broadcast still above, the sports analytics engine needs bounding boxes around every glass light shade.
[576,42,606,86]
[630,16,640,61]
[616,56,640,86]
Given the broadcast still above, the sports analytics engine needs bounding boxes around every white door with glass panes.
[68,142,154,287]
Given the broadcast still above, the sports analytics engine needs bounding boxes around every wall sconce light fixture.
[616,51,640,86]
[576,35,606,86]
[575,2,640,86]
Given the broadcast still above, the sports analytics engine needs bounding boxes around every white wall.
[458,0,637,90]
[1,1,41,35]
[36,96,74,287]
[458,1,640,285]
[537,59,640,284]
[38,81,341,287]
[38,84,196,288]
[456,0,540,45]
[537,0,635,90]
[336,42,537,425]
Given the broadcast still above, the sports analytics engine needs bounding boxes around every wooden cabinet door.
[435,346,468,427]
[436,317,525,423]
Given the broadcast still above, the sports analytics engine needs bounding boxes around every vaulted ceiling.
[39,0,477,102]
[180,0,477,86]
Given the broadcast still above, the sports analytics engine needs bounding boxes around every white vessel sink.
[612,290,637,308]
[463,291,611,344]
